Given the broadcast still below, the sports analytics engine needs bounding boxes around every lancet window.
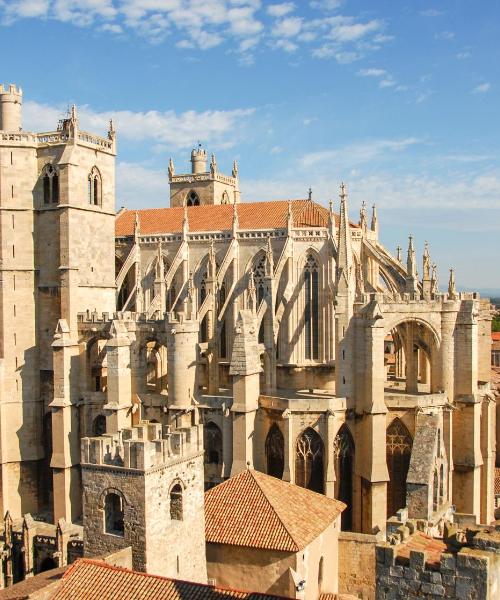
[186,190,200,206]
[386,419,412,518]
[304,254,319,360]
[295,427,324,494]
[42,164,59,204]
[266,424,284,479]
[88,167,102,206]
[104,492,124,536]
[170,484,183,521]
[334,425,355,530]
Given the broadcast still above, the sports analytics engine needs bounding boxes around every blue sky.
[1,0,499,291]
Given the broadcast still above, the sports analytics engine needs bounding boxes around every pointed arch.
[386,418,412,518]
[88,166,102,206]
[303,252,319,360]
[204,421,223,481]
[186,190,200,206]
[266,423,284,479]
[295,427,324,493]
[334,424,355,530]
[41,163,59,204]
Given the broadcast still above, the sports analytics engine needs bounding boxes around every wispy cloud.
[300,138,420,168]
[420,9,443,17]
[23,100,255,149]
[435,30,455,40]
[473,82,491,94]
[0,1,390,65]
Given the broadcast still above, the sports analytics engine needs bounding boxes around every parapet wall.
[81,422,203,470]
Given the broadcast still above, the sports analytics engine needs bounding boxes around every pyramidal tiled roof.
[115,200,357,237]
[49,559,289,600]
[205,469,345,552]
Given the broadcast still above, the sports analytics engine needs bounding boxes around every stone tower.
[0,83,116,519]
[168,146,240,207]
[81,421,207,583]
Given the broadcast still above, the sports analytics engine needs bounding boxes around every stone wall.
[338,531,379,599]
[376,528,500,599]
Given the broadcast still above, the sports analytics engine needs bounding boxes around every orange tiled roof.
[492,332,500,342]
[50,559,290,600]
[205,469,345,552]
[115,200,357,237]
[395,531,447,570]
[0,566,66,600]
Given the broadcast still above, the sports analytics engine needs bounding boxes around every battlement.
[81,421,203,470]
[0,83,22,96]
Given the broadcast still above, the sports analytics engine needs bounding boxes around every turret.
[0,83,22,131]
[191,144,207,174]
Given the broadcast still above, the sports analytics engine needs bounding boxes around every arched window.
[439,463,445,504]
[252,253,267,344]
[204,422,223,465]
[42,164,59,204]
[304,254,319,360]
[186,190,200,206]
[199,274,208,343]
[334,425,355,531]
[218,279,227,358]
[295,427,324,494]
[104,492,124,536]
[170,484,183,520]
[386,419,412,518]
[266,424,284,479]
[221,191,230,204]
[88,167,102,206]
[93,415,106,436]
[318,557,324,593]
[433,469,439,512]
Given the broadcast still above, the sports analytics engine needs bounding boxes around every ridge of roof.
[205,469,345,553]
[53,558,291,600]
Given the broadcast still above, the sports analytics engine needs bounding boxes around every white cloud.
[379,78,395,88]
[23,100,255,149]
[456,51,471,59]
[267,3,294,18]
[272,15,302,37]
[420,9,443,17]
[116,162,168,207]
[300,138,420,168]
[0,0,391,63]
[435,30,454,40]
[358,68,387,77]
[473,82,491,94]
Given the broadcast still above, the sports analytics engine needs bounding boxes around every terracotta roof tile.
[0,566,67,599]
[115,200,357,237]
[50,559,289,600]
[205,469,345,552]
[492,332,500,342]
[395,531,447,570]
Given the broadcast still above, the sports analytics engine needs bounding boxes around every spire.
[232,159,239,179]
[107,119,115,141]
[183,203,189,238]
[287,199,293,232]
[336,182,353,282]
[232,198,239,237]
[168,157,175,179]
[328,198,335,237]
[308,187,312,201]
[247,270,257,312]
[359,201,367,232]
[208,239,216,278]
[134,211,140,243]
[265,234,274,277]
[70,104,78,123]
[448,268,457,299]
[407,235,416,278]
[210,153,217,176]
[396,245,402,262]
[371,203,378,234]
[156,240,164,280]
[422,241,431,280]
[405,235,418,294]
[431,263,438,295]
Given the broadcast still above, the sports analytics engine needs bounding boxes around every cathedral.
[0,84,496,593]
